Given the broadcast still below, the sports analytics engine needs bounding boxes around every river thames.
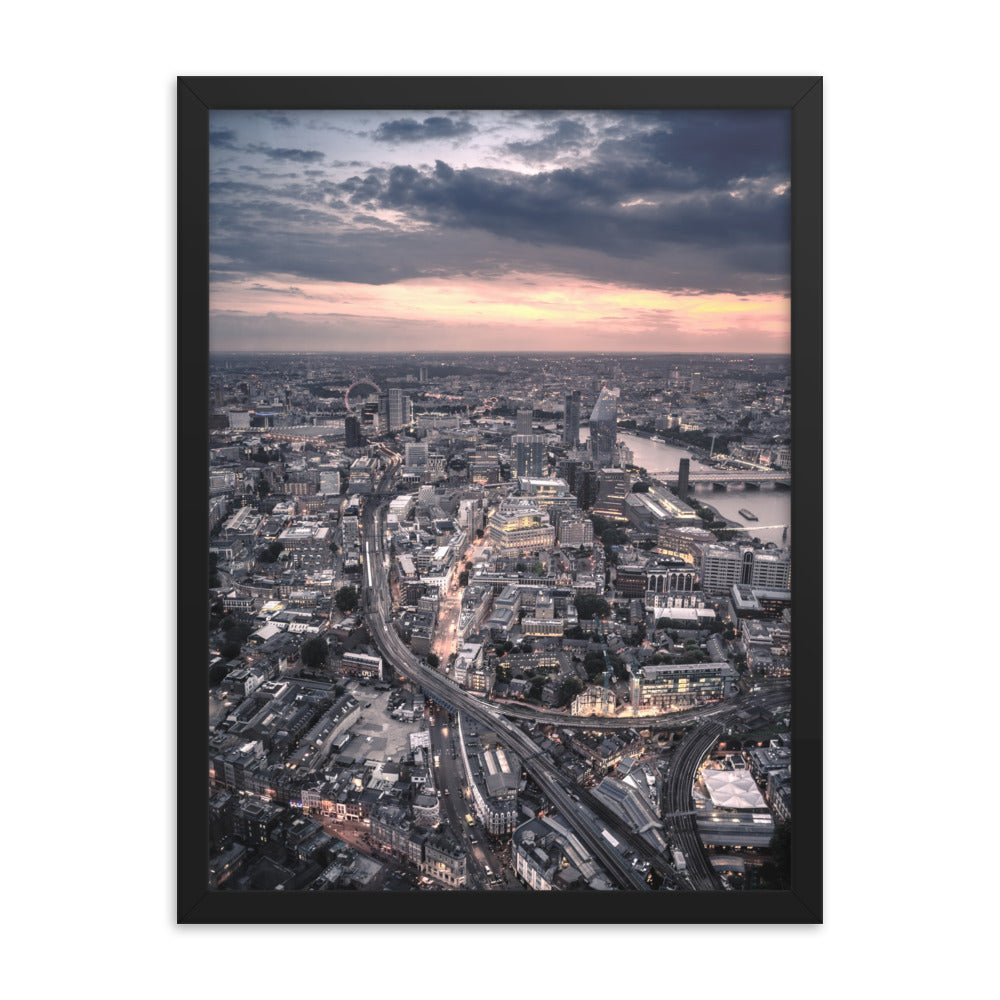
[579,428,791,547]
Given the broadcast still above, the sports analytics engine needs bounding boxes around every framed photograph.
[178,76,821,923]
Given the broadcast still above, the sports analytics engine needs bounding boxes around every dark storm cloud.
[331,157,788,256]
[505,118,592,162]
[323,112,789,254]
[209,110,790,296]
[591,112,789,188]
[340,170,385,205]
[209,128,239,149]
[372,115,477,143]
[210,215,782,296]
[246,144,325,164]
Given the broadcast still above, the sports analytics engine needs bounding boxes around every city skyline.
[210,110,791,355]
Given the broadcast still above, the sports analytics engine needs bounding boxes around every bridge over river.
[660,469,790,486]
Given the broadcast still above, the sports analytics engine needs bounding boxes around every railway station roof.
[702,769,768,811]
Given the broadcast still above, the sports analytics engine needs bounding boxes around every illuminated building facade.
[629,662,736,711]
[521,617,564,637]
[591,468,630,521]
[557,514,593,548]
[700,544,791,595]
[487,501,555,555]
[657,524,716,563]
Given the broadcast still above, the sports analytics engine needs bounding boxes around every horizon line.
[208,349,790,357]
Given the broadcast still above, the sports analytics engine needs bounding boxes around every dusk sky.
[209,109,790,354]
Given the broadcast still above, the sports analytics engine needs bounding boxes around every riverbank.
[685,495,749,536]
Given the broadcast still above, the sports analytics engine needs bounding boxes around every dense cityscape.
[206,351,792,893]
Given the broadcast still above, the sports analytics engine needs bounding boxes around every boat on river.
[738,508,758,521]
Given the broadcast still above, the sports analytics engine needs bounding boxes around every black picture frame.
[178,76,822,924]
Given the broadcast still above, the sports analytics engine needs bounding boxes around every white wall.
[8,3,991,999]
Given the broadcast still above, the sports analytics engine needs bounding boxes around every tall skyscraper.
[516,407,533,436]
[379,388,413,433]
[345,415,363,448]
[419,365,428,382]
[513,435,546,478]
[588,386,618,467]
[563,390,581,447]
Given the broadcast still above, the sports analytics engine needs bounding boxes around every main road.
[428,721,519,890]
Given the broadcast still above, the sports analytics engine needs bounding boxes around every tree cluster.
[257,541,284,564]
[218,617,252,661]
[300,636,328,669]
[558,677,584,707]
[574,594,611,620]
[334,585,359,613]
[583,651,608,679]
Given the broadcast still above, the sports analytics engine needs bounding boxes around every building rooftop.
[701,769,768,811]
